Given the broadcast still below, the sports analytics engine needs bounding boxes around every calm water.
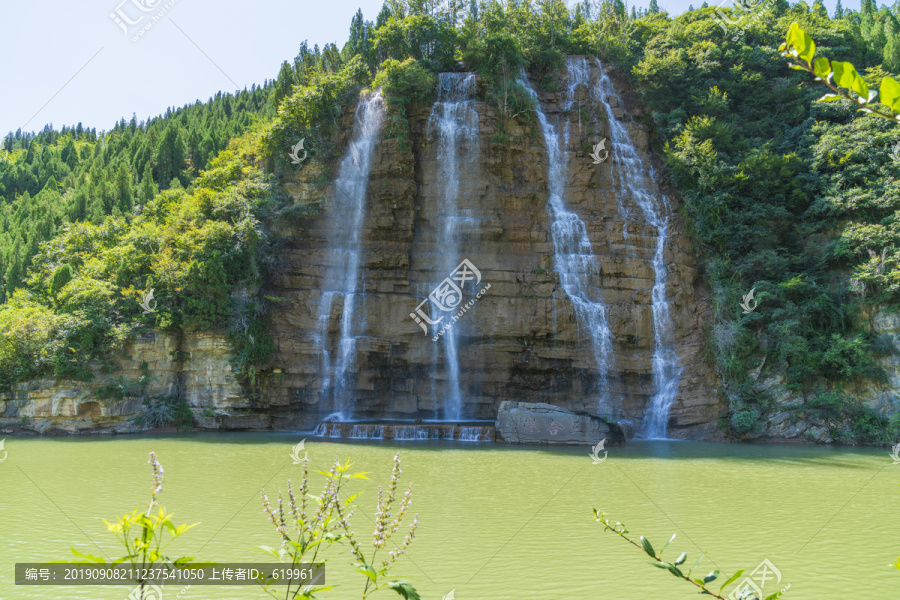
[0,435,896,599]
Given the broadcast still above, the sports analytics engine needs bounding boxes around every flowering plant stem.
[259,454,420,600]
[69,452,198,600]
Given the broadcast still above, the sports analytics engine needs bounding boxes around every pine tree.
[649,0,660,13]
[347,9,366,57]
[114,163,133,214]
[273,61,295,108]
[138,162,158,205]
[835,0,843,17]
[61,139,78,170]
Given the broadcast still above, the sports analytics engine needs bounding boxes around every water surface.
[1,435,895,599]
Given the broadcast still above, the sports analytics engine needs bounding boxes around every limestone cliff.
[1,59,724,439]
[0,330,255,434]
[260,59,722,438]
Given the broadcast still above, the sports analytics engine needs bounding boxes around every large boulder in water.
[495,401,625,446]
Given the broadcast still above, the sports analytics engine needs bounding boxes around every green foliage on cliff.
[374,58,437,146]
[0,127,284,388]
[627,7,899,440]
[265,56,371,166]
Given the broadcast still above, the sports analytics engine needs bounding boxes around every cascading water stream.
[316,93,385,421]
[426,73,480,422]
[585,57,682,438]
[520,71,614,412]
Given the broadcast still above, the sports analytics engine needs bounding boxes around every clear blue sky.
[0,0,843,138]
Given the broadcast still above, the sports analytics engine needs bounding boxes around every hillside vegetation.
[3,0,900,442]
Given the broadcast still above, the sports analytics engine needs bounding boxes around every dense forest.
[2,0,900,442]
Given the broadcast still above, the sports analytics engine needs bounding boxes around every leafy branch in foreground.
[592,510,778,600]
[69,452,199,600]
[258,454,420,600]
[780,22,900,124]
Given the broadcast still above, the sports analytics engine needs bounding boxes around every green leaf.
[812,57,831,79]
[881,76,900,112]
[355,568,378,583]
[719,569,744,593]
[640,536,656,558]
[649,561,670,569]
[832,61,869,99]
[665,564,684,578]
[764,594,782,600]
[387,581,422,600]
[785,22,815,63]
[659,533,676,557]
[674,552,687,566]
[817,94,844,102]
[703,569,720,583]
[690,554,704,575]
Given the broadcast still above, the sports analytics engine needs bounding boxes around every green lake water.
[1,434,896,599]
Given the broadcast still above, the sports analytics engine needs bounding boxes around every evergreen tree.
[347,9,367,57]
[138,162,158,205]
[835,0,843,17]
[273,61,295,108]
[61,139,78,170]
[649,0,659,13]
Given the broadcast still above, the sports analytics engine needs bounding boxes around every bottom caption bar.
[15,563,325,586]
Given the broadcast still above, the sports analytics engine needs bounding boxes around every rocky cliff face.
[0,330,254,434]
[261,58,722,438]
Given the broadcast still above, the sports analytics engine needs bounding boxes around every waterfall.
[520,71,614,412]
[426,73,480,421]
[586,58,682,438]
[316,93,385,420]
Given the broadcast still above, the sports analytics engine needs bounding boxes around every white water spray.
[426,73,479,421]
[585,57,681,438]
[521,70,614,411]
[316,93,385,420]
